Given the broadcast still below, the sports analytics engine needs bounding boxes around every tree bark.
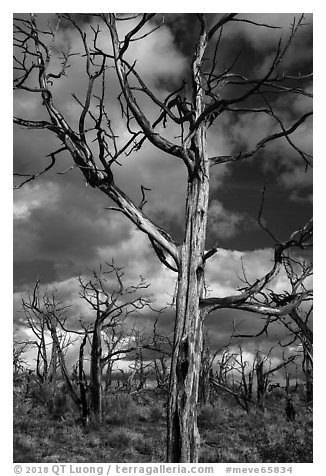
[167,255,204,462]
[199,342,212,404]
[167,129,209,462]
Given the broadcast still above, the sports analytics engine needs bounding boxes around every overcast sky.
[13,13,313,375]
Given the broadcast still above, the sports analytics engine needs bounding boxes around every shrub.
[199,446,219,463]
[133,439,154,456]
[148,403,164,422]
[198,404,220,430]
[254,424,313,463]
[47,392,69,419]
[31,383,54,406]
[106,429,144,449]
[104,393,138,424]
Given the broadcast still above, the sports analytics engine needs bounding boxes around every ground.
[13,384,312,463]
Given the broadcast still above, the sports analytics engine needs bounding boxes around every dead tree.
[21,282,74,388]
[77,331,91,425]
[198,336,222,404]
[127,326,155,391]
[227,344,255,413]
[211,342,296,413]
[78,263,155,421]
[271,255,313,364]
[285,395,296,421]
[13,13,312,462]
[302,345,313,403]
[233,246,312,408]
[21,282,85,415]
[255,349,296,411]
[210,344,254,412]
[13,341,29,376]
[13,340,33,398]
[152,317,173,391]
[255,351,265,410]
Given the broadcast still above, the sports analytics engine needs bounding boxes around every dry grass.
[13,388,312,463]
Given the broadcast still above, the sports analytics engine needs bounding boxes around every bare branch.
[14,147,66,189]
[201,218,313,314]
[101,14,194,173]
[210,112,313,166]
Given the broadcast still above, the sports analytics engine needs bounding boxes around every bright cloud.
[207,200,254,239]
[205,247,301,299]
[96,227,176,308]
[122,21,188,85]
[14,181,60,220]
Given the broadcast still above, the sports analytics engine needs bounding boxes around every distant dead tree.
[13,340,29,375]
[233,246,312,407]
[283,362,299,421]
[76,331,90,425]
[285,395,296,421]
[78,262,157,422]
[13,13,312,462]
[210,343,254,412]
[211,342,296,413]
[302,345,313,404]
[21,282,75,388]
[127,325,155,391]
[255,349,296,412]
[152,317,173,391]
[21,282,84,415]
[278,259,313,405]
[198,336,222,404]
[13,340,33,398]
[272,255,313,363]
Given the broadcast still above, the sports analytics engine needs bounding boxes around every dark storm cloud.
[155,14,200,57]
[60,13,96,27]
[134,303,293,356]
[204,308,285,350]
[13,13,312,371]
[13,127,59,177]
[14,176,132,290]
[14,259,58,290]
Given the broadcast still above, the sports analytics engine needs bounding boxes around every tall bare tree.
[13,13,312,462]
